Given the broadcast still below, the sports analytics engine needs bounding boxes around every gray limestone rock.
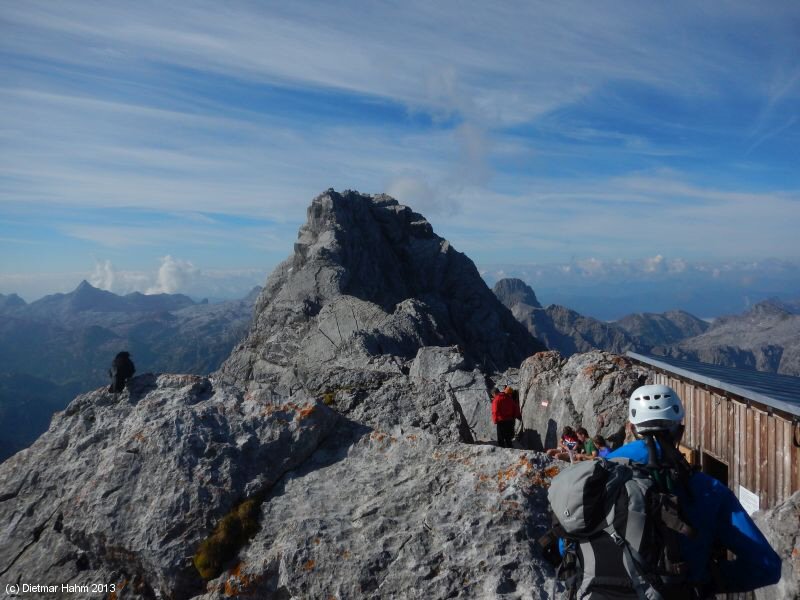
[516,350,650,450]
[0,374,337,599]
[220,190,544,392]
[753,490,800,600]
[193,433,560,600]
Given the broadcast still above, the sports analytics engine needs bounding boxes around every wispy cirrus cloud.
[1,0,799,300]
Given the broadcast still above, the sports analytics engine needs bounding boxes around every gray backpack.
[546,457,694,600]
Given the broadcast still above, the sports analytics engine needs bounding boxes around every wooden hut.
[627,352,800,512]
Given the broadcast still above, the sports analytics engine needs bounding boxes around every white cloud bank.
[86,257,265,301]
[146,256,199,295]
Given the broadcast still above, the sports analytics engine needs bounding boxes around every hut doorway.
[702,452,729,486]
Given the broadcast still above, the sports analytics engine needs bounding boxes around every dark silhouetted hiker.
[491,387,521,448]
[109,351,135,393]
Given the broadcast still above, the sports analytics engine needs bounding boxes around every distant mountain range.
[481,258,800,320]
[493,278,799,377]
[0,282,260,460]
[653,299,800,375]
[4,273,797,462]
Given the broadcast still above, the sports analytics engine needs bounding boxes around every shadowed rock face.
[493,278,542,309]
[493,278,636,357]
[220,191,544,390]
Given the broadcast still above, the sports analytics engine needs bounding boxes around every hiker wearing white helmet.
[603,384,781,596]
[627,383,684,433]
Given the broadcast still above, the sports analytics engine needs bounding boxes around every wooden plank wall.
[653,372,799,509]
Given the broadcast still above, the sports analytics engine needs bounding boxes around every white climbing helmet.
[628,384,684,433]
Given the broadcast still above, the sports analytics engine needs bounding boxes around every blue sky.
[1,1,799,306]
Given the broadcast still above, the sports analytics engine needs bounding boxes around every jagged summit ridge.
[221,189,544,388]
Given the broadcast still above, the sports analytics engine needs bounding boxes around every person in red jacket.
[491,386,521,448]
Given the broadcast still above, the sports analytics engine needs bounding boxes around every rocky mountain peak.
[750,299,792,318]
[493,278,542,309]
[222,189,544,388]
[0,292,26,311]
[67,280,121,311]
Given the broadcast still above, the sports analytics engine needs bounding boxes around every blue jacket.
[607,440,781,593]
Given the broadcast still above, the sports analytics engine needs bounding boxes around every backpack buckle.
[609,532,625,546]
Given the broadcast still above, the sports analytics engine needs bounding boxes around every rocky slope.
[516,350,649,450]
[0,372,559,599]
[654,300,800,375]
[753,490,800,600]
[0,374,338,598]
[494,278,637,356]
[221,191,544,392]
[493,278,542,310]
[615,310,709,347]
[0,285,259,460]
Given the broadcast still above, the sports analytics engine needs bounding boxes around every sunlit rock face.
[753,490,800,600]
[219,189,544,394]
[517,350,649,451]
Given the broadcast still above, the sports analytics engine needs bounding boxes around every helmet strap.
[644,433,660,468]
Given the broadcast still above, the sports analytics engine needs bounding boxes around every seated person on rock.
[109,351,136,393]
[546,426,580,461]
[593,434,610,458]
[573,427,600,460]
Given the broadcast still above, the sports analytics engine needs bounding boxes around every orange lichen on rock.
[496,463,519,492]
[222,562,263,597]
[302,559,316,571]
[611,355,629,368]
[527,464,561,488]
[107,578,127,600]
[261,402,299,417]
[297,404,317,420]
[493,455,559,492]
